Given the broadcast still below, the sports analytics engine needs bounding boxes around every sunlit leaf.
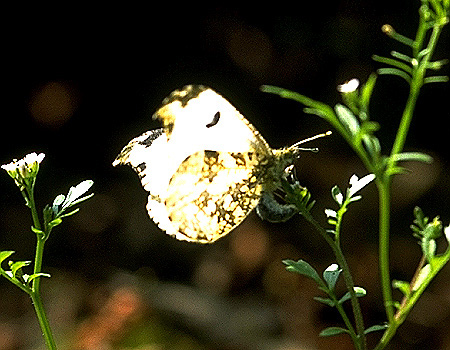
[9,260,31,278]
[25,272,51,286]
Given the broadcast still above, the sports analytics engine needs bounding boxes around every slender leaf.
[338,287,367,304]
[66,193,94,208]
[424,76,449,84]
[364,324,388,334]
[391,152,433,163]
[58,208,80,219]
[390,50,413,63]
[314,296,336,307]
[377,67,412,84]
[359,73,377,116]
[372,54,413,74]
[319,327,350,337]
[25,272,51,286]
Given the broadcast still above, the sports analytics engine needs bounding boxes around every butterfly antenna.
[289,131,332,153]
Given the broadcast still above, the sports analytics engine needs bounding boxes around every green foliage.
[266,1,449,349]
[1,153,94,350]
[42,180,94,239]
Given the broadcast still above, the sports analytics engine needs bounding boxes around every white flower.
[347,173,376,198]
[2,152,45,184]
[337,78,360,93]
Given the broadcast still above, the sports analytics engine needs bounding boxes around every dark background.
[1,1,449,349]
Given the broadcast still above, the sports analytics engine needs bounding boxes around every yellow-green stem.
[28,183,57,350]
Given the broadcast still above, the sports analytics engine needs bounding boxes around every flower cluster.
[2,153,45,190]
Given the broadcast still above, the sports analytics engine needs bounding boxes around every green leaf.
[347,195,362,203]
[283,259,322,285]
[359,73,377,116]
[24,272,51,286]
[364,324,388,335]
[66,193,94,208]
[0,251,15,266]
[372,55,413,74]
[385,165,408,176]
[314,296,336,307]
[319,327,350,337]
[424,76,449,84]
[391,152,433,163]
[59,208,80,219]
[362,134,381,158]
[335,104,360,136]
[377,67,412,84]
[260,85,337,121]
[323,264,342,291]
[62,180,94,210]
[47,218,63,228]
[390,50,413,63]
[9,260,31,278]
[338,287,367,304]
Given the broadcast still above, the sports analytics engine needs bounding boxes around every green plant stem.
[376,180,394,323]
[303,211,367,350]
[375,7,448,347]
[27,182,57,350]
[378,9,446,327]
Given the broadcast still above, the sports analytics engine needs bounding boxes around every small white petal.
[444,225,450,244]
[335,192,344,205]
[337,78,360,93]
[325,263,340,272]
[325,209,337,218]
[23,152,45,165]
[1,162,17,172]
[348,173,375,197]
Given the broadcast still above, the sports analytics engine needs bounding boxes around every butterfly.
[113,85,324,243]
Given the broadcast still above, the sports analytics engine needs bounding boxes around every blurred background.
[1,1,449,349]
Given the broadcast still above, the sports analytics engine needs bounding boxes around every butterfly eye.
[206,111,221,128]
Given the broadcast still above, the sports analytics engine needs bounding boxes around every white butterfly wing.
[114,85,277,242]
